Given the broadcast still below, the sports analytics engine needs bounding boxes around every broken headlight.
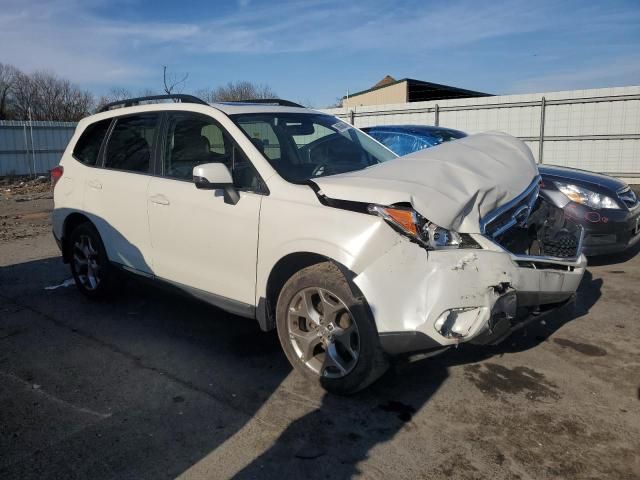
[368,205,480,250]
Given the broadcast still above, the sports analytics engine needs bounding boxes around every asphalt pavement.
[1,183,639,479]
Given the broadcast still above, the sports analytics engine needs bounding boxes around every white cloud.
[509,58,640,93]
[0,0,638,93]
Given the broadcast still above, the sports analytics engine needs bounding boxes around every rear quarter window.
[72,119,112,166]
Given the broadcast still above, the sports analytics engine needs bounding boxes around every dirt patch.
[1,176,53,242]
[553,338,607,357]
[1,176,51,198]
[465,363,559,401]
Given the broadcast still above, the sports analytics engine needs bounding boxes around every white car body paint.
[53,102,586,355]
[353,235,586,344]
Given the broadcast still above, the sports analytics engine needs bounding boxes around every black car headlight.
[554,181,621,210]
[368,205,480,250]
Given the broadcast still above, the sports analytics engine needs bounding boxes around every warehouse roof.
[345,76,492,102]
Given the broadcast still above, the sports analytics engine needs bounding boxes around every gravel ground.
[0,180,639,479]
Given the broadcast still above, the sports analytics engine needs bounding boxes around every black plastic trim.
[111,262,256,319]
[98,94,208,112]
[378,331,443,356]
[225,98,304,108]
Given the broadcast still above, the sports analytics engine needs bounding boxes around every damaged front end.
[481,177,584,262]
[461,178,586,346]
[311,132,586,355]
[351,177,586,356]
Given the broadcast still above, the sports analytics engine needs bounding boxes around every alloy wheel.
[287,287,360,378]
[72,234,101,291]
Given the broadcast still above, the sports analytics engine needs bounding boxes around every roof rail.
[229,98,304,108]
[98,94,208,113]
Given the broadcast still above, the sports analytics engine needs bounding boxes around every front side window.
[73,119,111,166]
[164,113,263,191]
[104,113,159,173]
[231,113,396,183]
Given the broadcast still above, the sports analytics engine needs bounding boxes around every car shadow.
[0,254,602,479]
[229,270,603,479]
[586,240,640,266]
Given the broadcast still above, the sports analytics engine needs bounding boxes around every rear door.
[84,113,160,274]
[147,111,265,307]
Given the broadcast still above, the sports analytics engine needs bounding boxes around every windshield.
[230,113,396,182]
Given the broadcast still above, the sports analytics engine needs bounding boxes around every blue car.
[363,125,640,256]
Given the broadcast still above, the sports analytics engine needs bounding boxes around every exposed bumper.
[354,238,586,355]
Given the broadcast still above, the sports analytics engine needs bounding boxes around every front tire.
[276,262,388,395]
[68,222,116,300]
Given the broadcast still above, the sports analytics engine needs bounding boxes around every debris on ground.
[1,175,53,242]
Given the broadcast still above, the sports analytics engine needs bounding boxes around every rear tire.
[276,262,388,395]
[68,222,116,300]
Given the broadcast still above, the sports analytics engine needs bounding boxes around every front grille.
[617,187,638,209]
[481,179,540,239]
[481,177,583,259]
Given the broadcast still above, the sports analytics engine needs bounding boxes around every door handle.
[87,180,102,190]
[149,194,170,206]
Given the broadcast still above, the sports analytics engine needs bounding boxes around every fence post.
[538,97,546,164]
[28,110,36,177]
[349,109,355,125]
[22,123,33,176]
[434,104,439,126]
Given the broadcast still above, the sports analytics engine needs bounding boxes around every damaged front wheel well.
[260,252,329,331]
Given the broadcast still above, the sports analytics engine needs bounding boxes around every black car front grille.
[617,187,638,209]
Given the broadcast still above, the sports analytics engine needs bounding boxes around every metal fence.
[0,120,76,176]
[3,87,639,180]
[324,86,640,181]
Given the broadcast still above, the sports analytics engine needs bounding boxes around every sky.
[1,0,639,107]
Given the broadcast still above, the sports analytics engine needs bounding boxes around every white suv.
[52,95,586,394]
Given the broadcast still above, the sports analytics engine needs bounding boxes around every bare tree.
[326,96,344,108]
[197,81,277,102]
[95,87,133,111]
[162,65,188,95]
[11,69,93,121]
[0,63,19,119]
[94,87,162,112]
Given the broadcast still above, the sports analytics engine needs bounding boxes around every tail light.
[51,166,64,188]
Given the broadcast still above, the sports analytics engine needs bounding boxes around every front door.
[147,111,265,307]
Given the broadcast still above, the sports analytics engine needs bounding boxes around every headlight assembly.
[554,181,621,210]
[368,205,479,250]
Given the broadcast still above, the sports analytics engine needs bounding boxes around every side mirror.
[193,163,239,205]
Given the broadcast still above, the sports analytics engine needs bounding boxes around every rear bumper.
[354,237,586,356]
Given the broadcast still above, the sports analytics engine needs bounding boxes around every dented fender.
[353,238,585,349]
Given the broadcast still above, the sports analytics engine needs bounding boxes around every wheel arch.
[61,212,94,263]
[257,252,363,332]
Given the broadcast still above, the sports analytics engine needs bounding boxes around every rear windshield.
[230,113,396,183]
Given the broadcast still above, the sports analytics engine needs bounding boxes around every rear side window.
[104,114,159,173]
[72,119,111,166]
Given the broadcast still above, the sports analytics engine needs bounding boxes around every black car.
[363,125,640,256]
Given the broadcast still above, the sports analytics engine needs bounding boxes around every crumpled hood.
[311,131,539,233]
